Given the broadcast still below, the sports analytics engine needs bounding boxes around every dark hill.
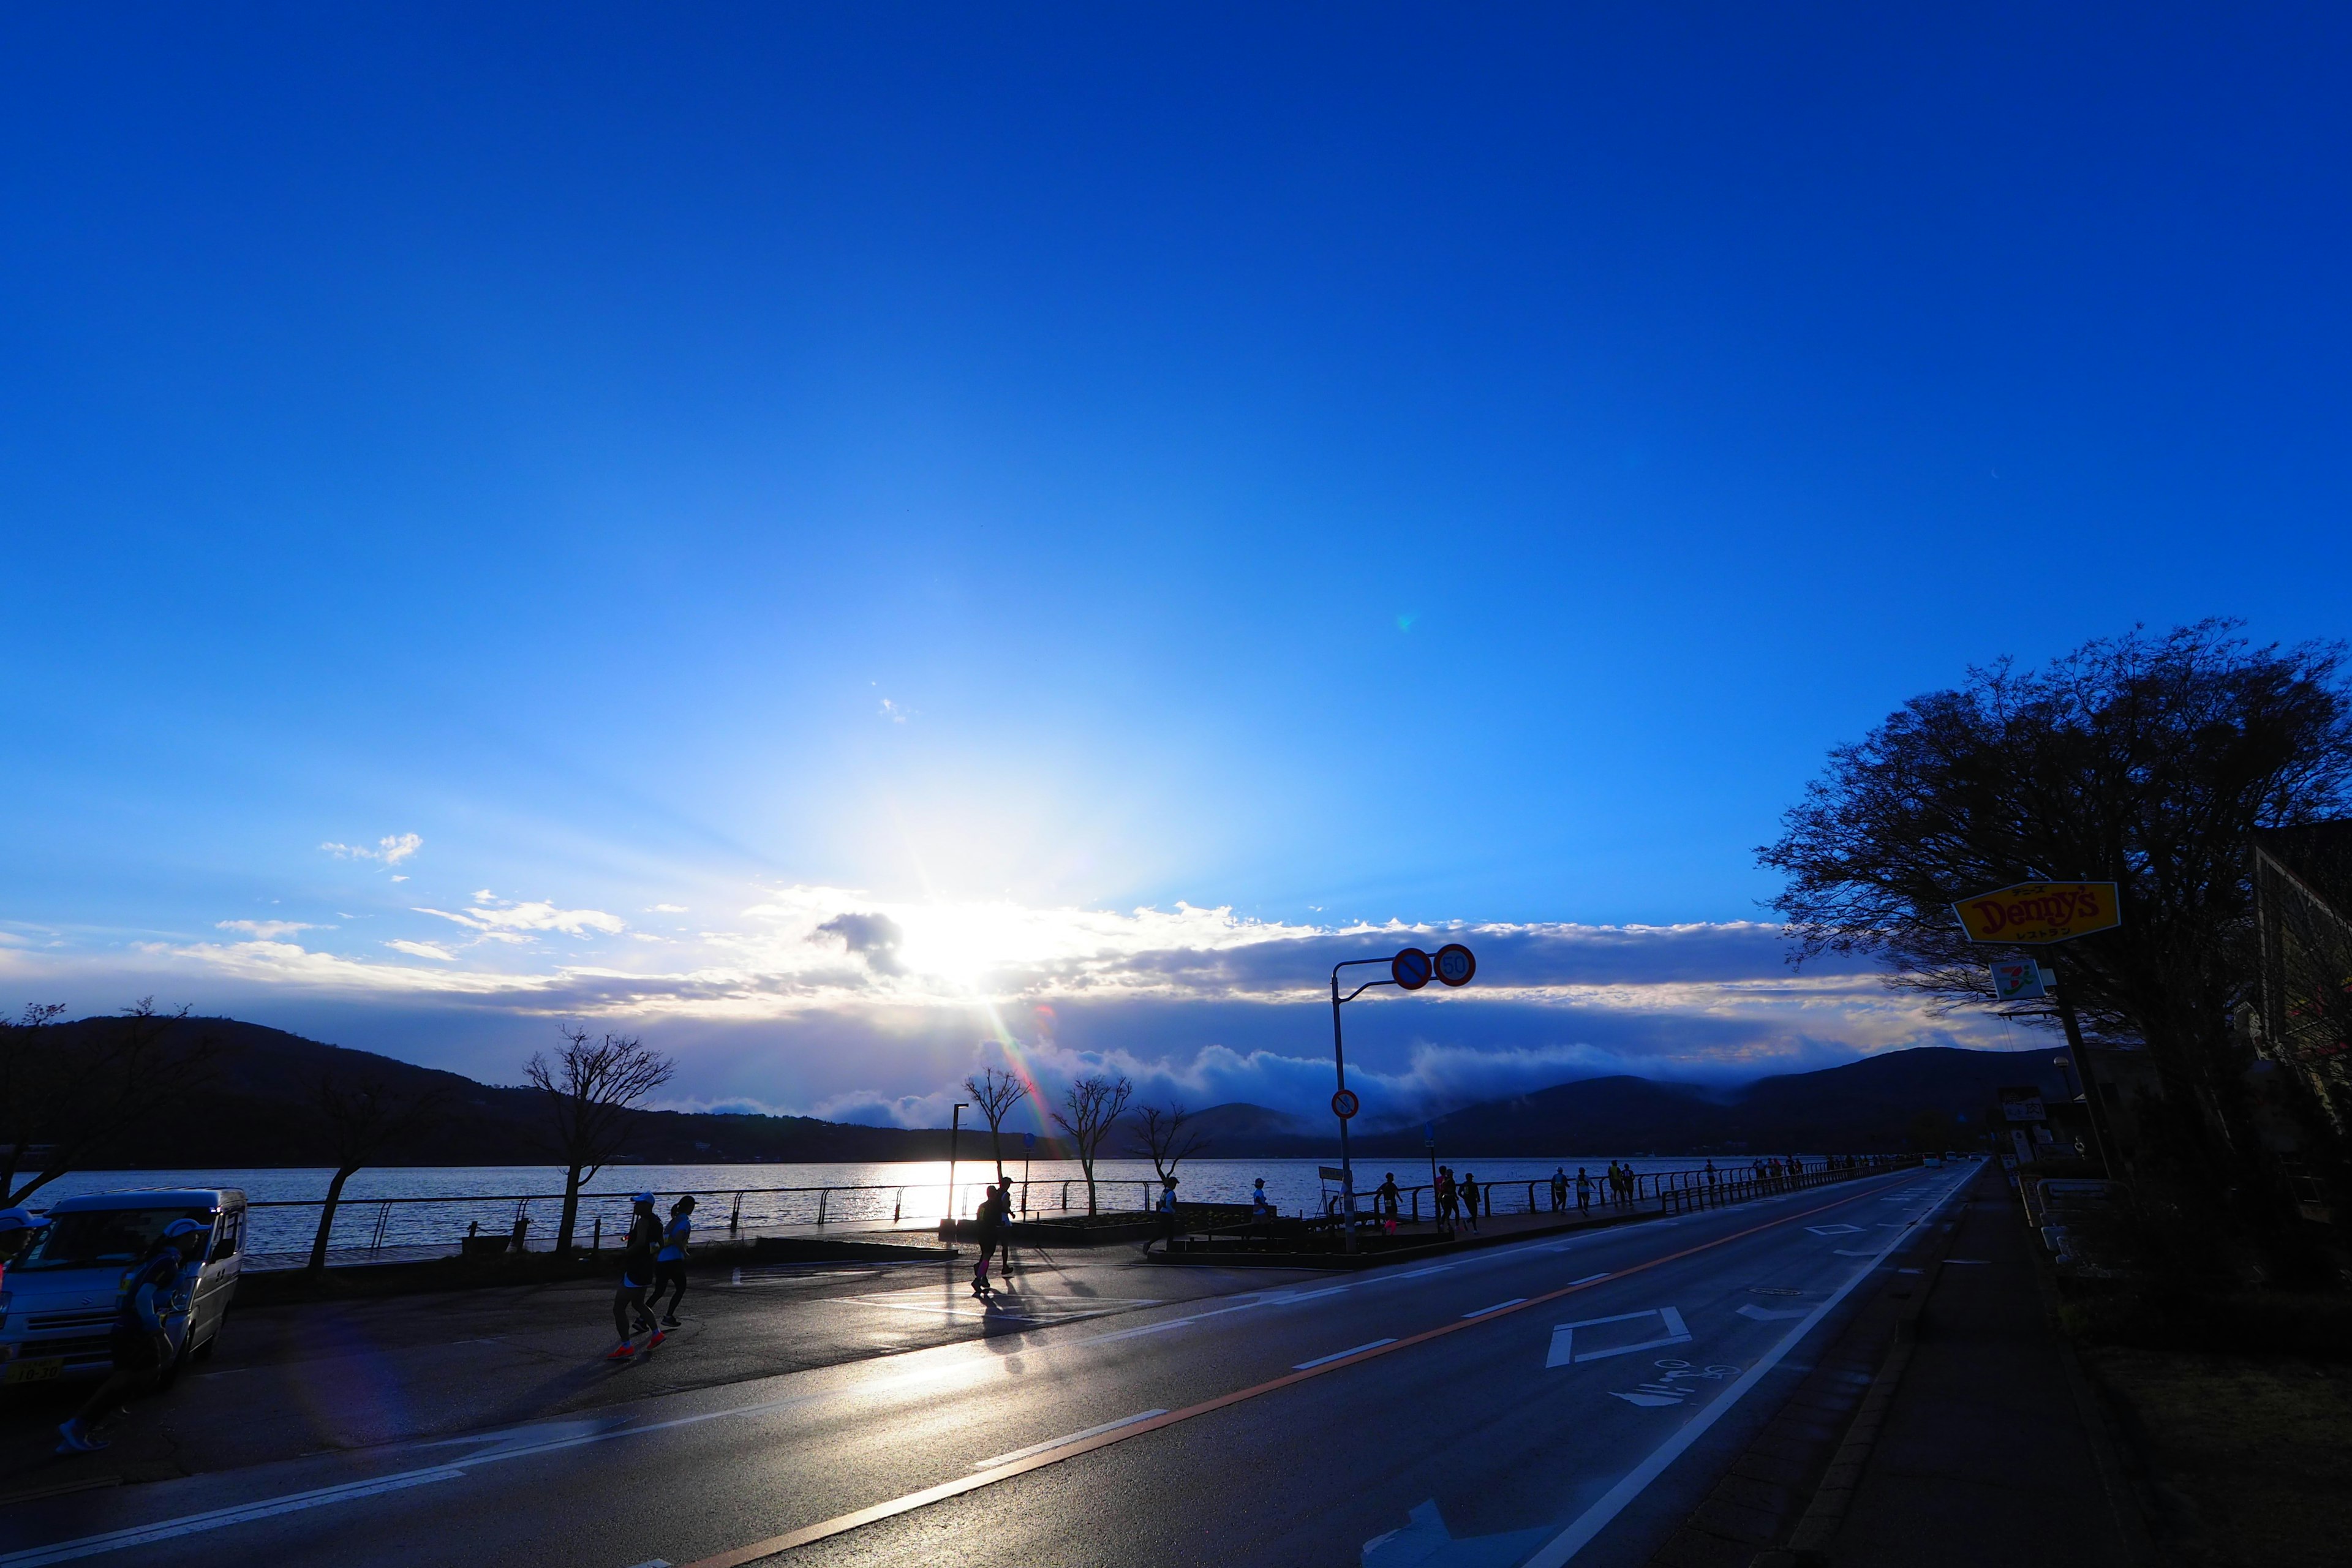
[37,1015,1031,1169]
[1206,1047,2070,1158]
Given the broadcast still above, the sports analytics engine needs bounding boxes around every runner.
[1250,1178,1275,1220]
[1458,1171,1481,1232]
[607,1193,664,1361]
[56,1217,205,1453]
[1550,1167,1568,1213]
[971,1180,1005,1297]
[1575,1165,1593,1214]
[652,1194,696,1329]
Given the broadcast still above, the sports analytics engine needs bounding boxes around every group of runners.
[606,1191,695,1361]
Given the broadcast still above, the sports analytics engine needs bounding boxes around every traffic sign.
[1331,1088,1360,1120]
[1022,1131,1036,1151]
[1434,943,1477,987]
[1392,948,1433,989]
[1988,959,2048,1003]
[1951,881,2120,944]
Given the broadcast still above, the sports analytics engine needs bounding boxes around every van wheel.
[159,1337,190,1389]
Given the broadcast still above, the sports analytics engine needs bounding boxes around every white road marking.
[1805,1224,1863,1236]
[0,1468,471,1567]
[1947,1257,1990,1264]
[1568,1272,1609,1285]
[1545,1306,1691,1366]
[970,1409,1167,1471]
[622,1560,672,1567]
[1736,1303,1808,1322]
[1294,1338,1397,1370]
[1517,1166,1977,1567]
[1463,1297,1528,1318]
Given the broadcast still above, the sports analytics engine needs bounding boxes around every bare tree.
[0,1000,217,1205]
[1127,1101,1207,1189]
[1050,1072,1133,1216]
[963,1065,1030,1180]
[526,1025,675,1256]
[306,1076,450,1273]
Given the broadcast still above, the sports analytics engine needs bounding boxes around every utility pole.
[945,1101,968,1242]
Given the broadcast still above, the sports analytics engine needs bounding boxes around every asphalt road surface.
[0,1162,1977,1568]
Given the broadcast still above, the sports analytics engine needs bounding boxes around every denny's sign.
[1951,881,2122,945]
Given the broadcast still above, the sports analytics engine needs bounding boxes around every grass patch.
[2088,1347,2352,1567]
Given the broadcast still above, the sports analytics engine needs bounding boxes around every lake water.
[24,1154,1790,1265]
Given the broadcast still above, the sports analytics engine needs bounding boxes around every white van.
[0,1188,246,1387]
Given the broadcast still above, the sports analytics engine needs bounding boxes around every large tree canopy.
[1759,622,2351,1185]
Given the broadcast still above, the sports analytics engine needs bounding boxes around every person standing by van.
[653,1195,696,1329]
[56,1218,205,1453]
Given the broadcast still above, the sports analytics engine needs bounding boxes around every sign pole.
[1330,973,1357,1254]
[2045,955,2116,1180]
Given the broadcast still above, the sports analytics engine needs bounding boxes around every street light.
[945,1101,969,1244]
[1329,943,1477,1252]
[2052,1055,2078,1099]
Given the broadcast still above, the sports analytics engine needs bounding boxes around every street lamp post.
[1328,944,1477,1253]
[945,1101,968,1243]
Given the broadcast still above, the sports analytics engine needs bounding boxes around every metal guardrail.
[232,1157,1915,1265]
[1178,1155,1921,1251]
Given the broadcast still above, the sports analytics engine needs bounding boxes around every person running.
[1250,1178,1275,1220]
[608,1193,665,1361]
[1550,1167,1568,1213]
[652,1194,696,1328]
[1458,1172,1481,1232]
[1436,1166,1457,1230]
[1574,1166,1594,1214]
[1376,1173,1401,1221]
[972,1181,1006,1297]
[56,1217,206,1453]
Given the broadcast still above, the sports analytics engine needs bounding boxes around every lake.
[23,1153,1789,1265]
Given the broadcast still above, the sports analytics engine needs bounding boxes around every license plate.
[3,1357,64,1384]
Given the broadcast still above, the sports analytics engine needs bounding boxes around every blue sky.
[4,6,2346,1125]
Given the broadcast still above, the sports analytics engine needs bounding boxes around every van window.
[15,1208,214,1272]
[208,1210,241,1262]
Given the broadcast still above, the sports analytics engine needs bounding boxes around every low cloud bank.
[0,892,2029,1128]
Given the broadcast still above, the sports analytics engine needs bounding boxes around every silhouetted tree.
[1127,1101,1207,1189]
[306,1076,450,1273]
[963,1065,1029,1181]
[1760,622,2352,1237]
[0,1000,218,1205]
[1050,1072,1133,1215]
[526,1025,674,1256]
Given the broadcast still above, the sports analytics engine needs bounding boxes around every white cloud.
[649,904,688,913]
[322,833,423,867]
[385,939,457,962]
[216,919,326,940]
[415,891,627,939]
[878,697,911,723]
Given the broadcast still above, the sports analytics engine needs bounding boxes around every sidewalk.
[1803,1167,2147,1566]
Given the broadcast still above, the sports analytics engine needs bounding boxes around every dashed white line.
[1463,1297,1528,1318]
[1569,1272,1610,1286]
[970,1410,1167,1471]
[1294,1338,1397,1370]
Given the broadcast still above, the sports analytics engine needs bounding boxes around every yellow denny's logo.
[1951,881,2122,944]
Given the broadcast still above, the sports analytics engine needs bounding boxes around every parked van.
[0,1188,246,1387]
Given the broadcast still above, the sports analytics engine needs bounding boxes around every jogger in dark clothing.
[608,1193,664,1360]
[56,1218,206,1453]
[1459,1173,1481,1232]
[652,1195,695,1327]
[971,1182,1008,1297]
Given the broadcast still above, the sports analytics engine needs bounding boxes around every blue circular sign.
[1435,943,1477,987]
[1392,948,1433,990]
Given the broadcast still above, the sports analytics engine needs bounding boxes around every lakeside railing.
[227,1155,1917,1268]
[1174,1153,1922,1253]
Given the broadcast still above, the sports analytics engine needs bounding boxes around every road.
[0,1161,1976,1568]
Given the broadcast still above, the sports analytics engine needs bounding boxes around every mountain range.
[28,1016,2064,1171]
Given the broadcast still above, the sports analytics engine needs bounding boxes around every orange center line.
[676,1172,1917,1568]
